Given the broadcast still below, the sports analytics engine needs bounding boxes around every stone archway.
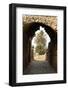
[23,16,57,74]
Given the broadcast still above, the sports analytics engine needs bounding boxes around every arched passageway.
[31,26,50,62]
[23,22,57,75]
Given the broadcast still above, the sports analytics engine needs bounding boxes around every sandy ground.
[34,54,46,61]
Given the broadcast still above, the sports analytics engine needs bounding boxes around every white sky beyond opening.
[32,26,51,49]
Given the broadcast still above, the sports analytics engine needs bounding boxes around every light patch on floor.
[34,53,47,61]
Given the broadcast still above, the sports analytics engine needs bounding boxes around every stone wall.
[23,15,57,31]
[23,32,31,72]
[48,42,57,72]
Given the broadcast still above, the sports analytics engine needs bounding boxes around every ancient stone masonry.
[23,15,57,73]
[23,15,57,31]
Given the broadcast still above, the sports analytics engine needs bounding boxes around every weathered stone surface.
[23,15,57,31]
